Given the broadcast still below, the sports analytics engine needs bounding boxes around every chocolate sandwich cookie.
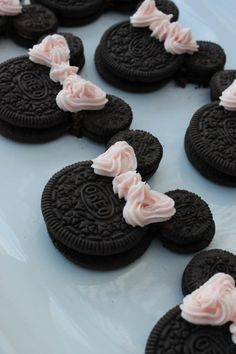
[210,70,236,101]
[31,0,104,27]
[182,249,236,295]
[0,118,71,144]
[95,21,183,92]
[0,56,70,140]
[11,4,58,47]
[175,41,226,87]
[106,130,163,180]
[39,32,85,69]
[146,306,236,354]
[185,102,236,186]
[41,161,151,270]
[153,189,215,253]
[71,95,133,143]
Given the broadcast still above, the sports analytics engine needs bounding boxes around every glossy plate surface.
[0,1,235,353]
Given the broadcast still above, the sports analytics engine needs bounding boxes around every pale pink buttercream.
[180,273,236,326]
[123,182,176,227]
[0,0,21,16]
[130,0,172,27]
[91,141,137,177]
[29,34,70,68]
[150,18,171,42]
[164,22,199,55]
[219,79,236,111]
[56,75,108,113]
[113,171,142,200]
[50,63,78,84]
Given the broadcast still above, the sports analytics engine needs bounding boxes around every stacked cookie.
[95,0,226,91]
[185,81,236,186]
[0,2,58,47]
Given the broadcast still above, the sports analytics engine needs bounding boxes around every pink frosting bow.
[180,273,236,344]
[130,0,199,55]
[0,0,22,16]
[29,35,108,112]
[92,142,176,227]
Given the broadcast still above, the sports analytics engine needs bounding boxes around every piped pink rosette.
[220,79,236,111]
[0,0,22,16]
[29,34,108,113]
[180,273,236,344]
[130,0,199,55]
[91,141,176,227]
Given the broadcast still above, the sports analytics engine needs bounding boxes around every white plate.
[0,1,236,353]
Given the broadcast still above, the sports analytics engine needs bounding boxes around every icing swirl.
[150,18,171,42]
[123,182,176,227]
[130,0,172,27]
[219,79,236,111]
[29,34,70,68]
[56,75,108,113]
[50,63,78,84]
[113,171,142,200]
[92,141,137,177]
[164,22,199,55]
[0,0,22,16]
[180,273,235,326]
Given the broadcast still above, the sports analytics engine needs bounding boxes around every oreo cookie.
[41,161,151,270]
[106,130,163,180]
[182,249,236,295]
[31,0,104,26]
[175,41,226,87]
[11,5,58,47]
[145,306,236,354]
[70,95,133,143]
[39,32,85,69]
[153,189,215,253]
[210,70,236,101]
[185,102,236,186]
[0,56,70,141]
[0,118,71,144]
[95,21,183,92]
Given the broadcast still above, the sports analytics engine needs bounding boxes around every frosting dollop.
[29,34,70,68]
[123,182,176,227]
[164,22,199,55]
[130,0,172,27]
[92,141,137,177]
[50,63,78,84]
[56,75,108,113]
[180,273,235,326]
[150,18,171,42]
[0,0,22,16]
[113,171,142,200]
[219,79,236,111]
